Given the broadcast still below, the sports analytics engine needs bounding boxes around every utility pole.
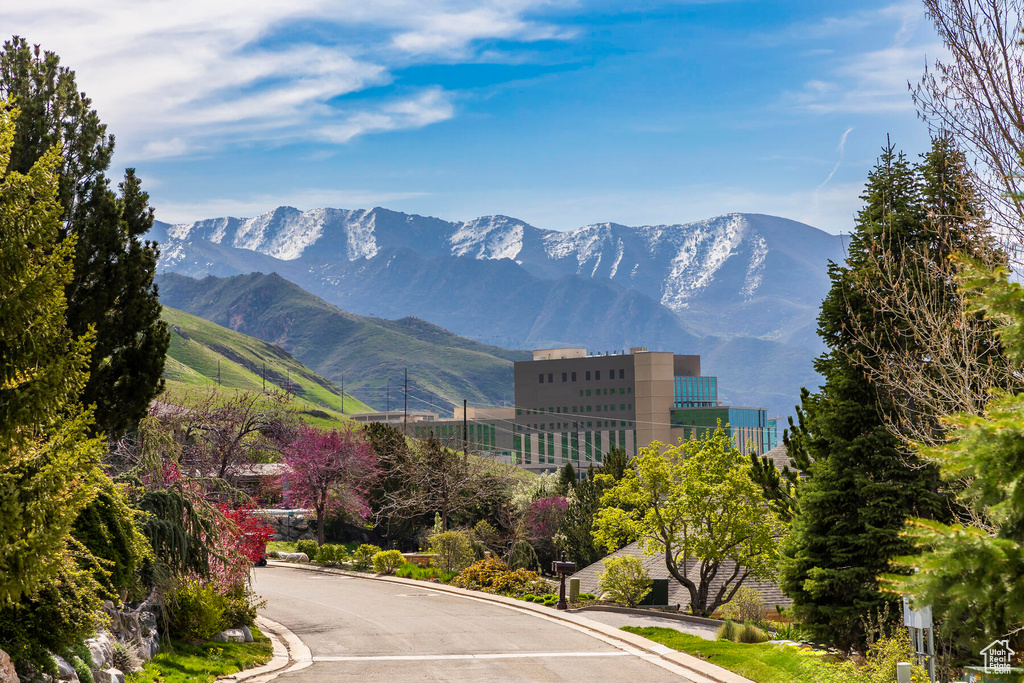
[341,374,344,414]
[387,379,390,413]
[463,398,468,460]
[403,368,408,435]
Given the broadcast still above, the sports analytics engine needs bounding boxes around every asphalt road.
[253,564,695,682]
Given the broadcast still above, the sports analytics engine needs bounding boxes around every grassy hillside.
[162,307,371,426]
[156,273,529,415]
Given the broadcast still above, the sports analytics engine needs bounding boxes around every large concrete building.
[407,346,776,474]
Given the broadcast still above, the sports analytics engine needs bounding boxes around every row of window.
[517,420,633,431]
[538,368,628,384]
[518,402,633,417]
[411,422,496,448]
[512,429,634,465]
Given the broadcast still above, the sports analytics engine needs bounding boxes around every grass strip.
[127,627,272,683]
[621,626,837,683]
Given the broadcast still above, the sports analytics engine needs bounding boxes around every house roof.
[570,540,791,612]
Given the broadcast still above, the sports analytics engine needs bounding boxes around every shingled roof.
[570,541,791,612]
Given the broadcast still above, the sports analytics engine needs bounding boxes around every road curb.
[218,615,311,682]
[576,604,724,629]
[262,560,752,683]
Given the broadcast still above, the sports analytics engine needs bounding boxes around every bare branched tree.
[375,432,516,533]
[914,0,1024,255]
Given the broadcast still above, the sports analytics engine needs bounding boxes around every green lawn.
[622,627,842,683]
[127,627,272,683]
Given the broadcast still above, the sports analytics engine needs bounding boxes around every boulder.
[212,629,246,643]
[85,632,113,671]
[92,669,124,683]
[52,655,78,681]
[241,625,254,643]
[0,650,19,683]
[278,552,309,563]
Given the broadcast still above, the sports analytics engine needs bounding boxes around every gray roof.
[761,443,791,471]
[571,540,791,613]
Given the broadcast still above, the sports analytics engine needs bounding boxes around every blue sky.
[3,0,943,234]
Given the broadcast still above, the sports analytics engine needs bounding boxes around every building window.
[586,371,591,381]
[586,406,591,412]
[586,390,591,397]
[539,373,544,384]
[572,372,577,381]
[595,370,601,381]
[562,372,567,382]
[579,390,584,397]
[516,409,522,416]
[548,373,553,383]
[627,387,632,394]
[628,403,632,410]
[563,406,568,413]
[619,369,625,379]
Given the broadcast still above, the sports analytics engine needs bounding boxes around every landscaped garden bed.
[127,627,272,683]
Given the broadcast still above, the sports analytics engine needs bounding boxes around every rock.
[0,650,19,683]
[53,655,77,680]
[241,625,254,643]
[279,552,309,563]
[92,669,124,683]
[212,629,246,643]
[85,632,113,671]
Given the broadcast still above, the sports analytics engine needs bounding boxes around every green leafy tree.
[886,261,1024,655]
[0,37,168,438]
[779,142,954,652]
[0,104,104,606]
[594,425,783,617]
[598,555,652,607]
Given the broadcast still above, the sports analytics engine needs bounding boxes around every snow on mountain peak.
[449,215,526,261]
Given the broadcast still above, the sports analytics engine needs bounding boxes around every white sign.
[902,598,933,629]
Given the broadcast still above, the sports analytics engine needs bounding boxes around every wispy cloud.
[0,0,572,160]
[778,1,946,115]
[817,127,854,189]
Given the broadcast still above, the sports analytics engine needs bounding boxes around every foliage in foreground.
[128,628,272,683]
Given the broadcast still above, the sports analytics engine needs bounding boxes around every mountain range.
[151,207,847,417]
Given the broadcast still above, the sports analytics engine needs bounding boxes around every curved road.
[254,564,695,682]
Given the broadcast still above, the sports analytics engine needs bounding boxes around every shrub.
[720,586,769,628]
[770,621,807,641]
[395,562,457,582]
[429,531,475,573]
[110,641,141,673]
[295,539,319,558]
[507,538,541,572]
[167,579,228,644]
[315,544,346,566]
[716,619,738,641]
[71,656,94,683]
[373,550,405,575]
[737,621,770,644]
[451,557,552,597]
[859,633,929,683]
[351,544,382,571]
[598,556,652,607]
[222,584,261,628]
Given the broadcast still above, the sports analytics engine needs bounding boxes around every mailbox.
[551,551,577,610]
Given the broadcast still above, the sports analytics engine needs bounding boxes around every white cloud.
[0,0,571,160]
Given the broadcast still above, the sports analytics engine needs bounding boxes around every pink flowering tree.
[524,495,569,566]
[282,425,378,545]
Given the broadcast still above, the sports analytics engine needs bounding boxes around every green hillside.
[162,306,371,425]
[157,273,529,416]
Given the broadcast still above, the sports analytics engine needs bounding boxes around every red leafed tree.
[212,503,275,590]
[524,495,569,566]
[282,425,378,544]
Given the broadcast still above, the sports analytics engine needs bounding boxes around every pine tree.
[556,461,576,496]
[0,37,168,438]
[779,142,951,651]
[0,105,104,605]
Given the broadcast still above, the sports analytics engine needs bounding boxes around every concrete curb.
[576,604,724,629]
[218,615,311,682]
[262,560,753,683]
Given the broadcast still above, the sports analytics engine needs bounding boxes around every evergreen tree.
[779,142,951,651]
[0,37,168,438]
[555,461,576,496]
[0,105,104,605]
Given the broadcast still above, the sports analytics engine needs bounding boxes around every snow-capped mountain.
[153,206,847,417]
